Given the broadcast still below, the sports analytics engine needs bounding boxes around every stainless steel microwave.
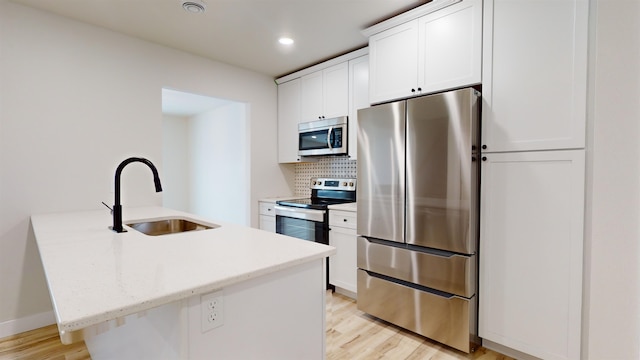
[298,116,348,157]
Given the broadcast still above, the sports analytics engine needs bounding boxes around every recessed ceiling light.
[279,37,294,45]
[181,1,206,14]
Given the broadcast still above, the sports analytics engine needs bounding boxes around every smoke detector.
[180,0,206,14]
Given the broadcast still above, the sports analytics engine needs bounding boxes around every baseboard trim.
[482,339,543,360]
[0,311,55,338]
[334,286,357,300]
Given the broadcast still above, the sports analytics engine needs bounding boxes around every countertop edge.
[31,207,336,334]
[56,248,335,332]
[327,202,357,212]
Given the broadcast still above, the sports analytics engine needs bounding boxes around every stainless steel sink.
[126,218,218,236]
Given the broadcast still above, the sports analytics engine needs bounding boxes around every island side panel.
[187,259,326,359]
[83,301,184,359]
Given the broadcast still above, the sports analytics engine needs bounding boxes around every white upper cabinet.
[276,48,368,164]
[367,0,482,104]
[481,0,588,152]
[300,71,323,122]
[348,55,370,160]
[300,62,349,122]
[418,0,482,94]
[369,21,419,103]
[277,78,302,163]
[323,62,350,118]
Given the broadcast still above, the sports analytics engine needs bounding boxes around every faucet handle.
[101,201,113,214]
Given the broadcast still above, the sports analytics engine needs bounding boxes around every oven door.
[274,205,328,244]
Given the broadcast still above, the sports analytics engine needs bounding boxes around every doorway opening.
[161,88,249,226]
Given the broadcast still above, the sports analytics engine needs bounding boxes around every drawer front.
[259,202,275,216]
[357,237,475,297]
[329,210,357,229]
[357,269,476,353]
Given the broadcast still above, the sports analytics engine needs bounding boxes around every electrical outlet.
[201,290,224,332]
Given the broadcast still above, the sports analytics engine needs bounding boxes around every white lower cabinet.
[258,201,276,233]
[329,209,357,294]
[479,150,585,360]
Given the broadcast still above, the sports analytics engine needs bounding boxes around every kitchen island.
[31,207,334,360]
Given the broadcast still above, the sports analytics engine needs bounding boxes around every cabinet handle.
[482,156,487,161]
[417,87,422,92]
[472,156,476,162]
[482,145,487,150]
[343,218,347,222]
[411,88,416,93]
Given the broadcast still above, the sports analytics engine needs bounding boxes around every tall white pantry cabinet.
[478,1,588,360]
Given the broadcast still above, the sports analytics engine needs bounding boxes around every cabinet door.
[348,55,369,160]
[482,0,588,152]
[300,71,324,122]
[418,0,482,94]
[259,215,276,233]
[368,20,419,104]
[329,225,357,293]
[277,78,302,163]
[322,62,349,119]
[479,150,585,360]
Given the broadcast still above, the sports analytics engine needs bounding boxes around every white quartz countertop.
[31,207,335,333]
[328,202,357,212]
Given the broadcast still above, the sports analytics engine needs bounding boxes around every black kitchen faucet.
[111,157,162,233]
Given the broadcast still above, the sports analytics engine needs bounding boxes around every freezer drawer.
[357,269,478,353]
[358,269,479,353]
[357,237,475,297]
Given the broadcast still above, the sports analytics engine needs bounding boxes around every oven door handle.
[274,205,325,222]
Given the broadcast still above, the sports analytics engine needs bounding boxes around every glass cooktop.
[276,197,354,210]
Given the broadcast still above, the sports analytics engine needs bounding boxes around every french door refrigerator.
[356,87,480,353]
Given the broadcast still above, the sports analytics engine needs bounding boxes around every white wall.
[0,0,293,332]
[188,102,249,225]
[162,114,189,212]
[584,0,640,359]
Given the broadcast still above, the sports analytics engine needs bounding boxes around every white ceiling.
[10,0,426,78]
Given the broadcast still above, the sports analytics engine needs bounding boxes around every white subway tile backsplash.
[294,157,357,196]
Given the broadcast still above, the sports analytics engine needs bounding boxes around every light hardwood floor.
[0,292,513,360]
[0,324,90,360]
[326,291,513,360]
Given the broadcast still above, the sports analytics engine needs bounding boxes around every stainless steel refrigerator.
[356,87,480,353]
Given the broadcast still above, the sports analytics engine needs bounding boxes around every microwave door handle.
[327,127,334,149]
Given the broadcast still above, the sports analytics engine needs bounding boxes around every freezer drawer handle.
[362,269,471,300]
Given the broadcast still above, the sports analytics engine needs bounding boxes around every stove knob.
[349,182,354,187]
[317,181,322,185]
[343,182,347,186]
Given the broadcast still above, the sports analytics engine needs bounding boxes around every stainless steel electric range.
[274,177,356,288]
